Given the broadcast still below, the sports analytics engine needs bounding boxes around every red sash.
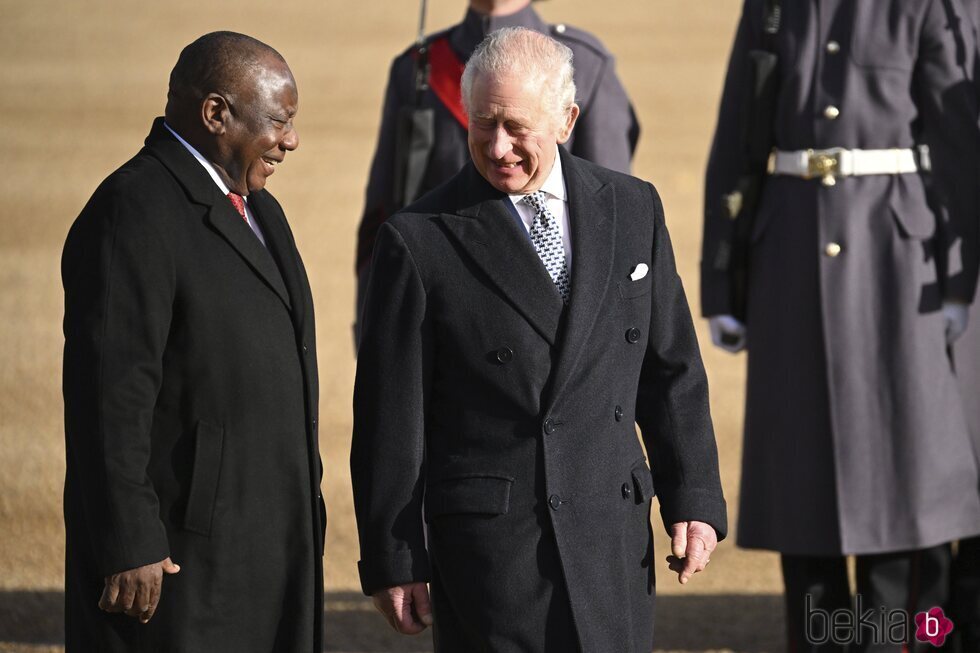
[426,37,468,129]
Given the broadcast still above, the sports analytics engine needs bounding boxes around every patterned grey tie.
[522,190,570,304]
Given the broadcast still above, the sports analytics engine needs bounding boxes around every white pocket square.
[629,263,649,281]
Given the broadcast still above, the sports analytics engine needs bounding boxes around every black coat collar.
[142,118,298,318]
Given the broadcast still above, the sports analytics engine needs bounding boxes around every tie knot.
[227,192,247,221]
[521,191,549,213]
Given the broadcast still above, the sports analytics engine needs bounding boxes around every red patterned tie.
[227,192,249,224]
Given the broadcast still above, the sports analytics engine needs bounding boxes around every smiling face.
[212,55,299,194]
[467,71,578,195]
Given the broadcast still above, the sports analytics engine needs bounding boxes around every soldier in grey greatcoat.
[703,1,980,650]
[354,0,638,332]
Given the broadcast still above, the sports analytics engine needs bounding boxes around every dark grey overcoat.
[62,119,325,652]
[352,148,727,652]
[703,0,980,556]
[355,4,639,279]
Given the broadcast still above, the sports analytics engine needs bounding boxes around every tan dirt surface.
[0,1,785,651]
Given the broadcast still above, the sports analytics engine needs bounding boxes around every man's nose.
[281,125,299,151]
[488,126,512,160]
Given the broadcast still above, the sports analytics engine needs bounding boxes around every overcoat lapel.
[249,190,308,333]
[143,118,292,311]
[546,148,616,406]
[437,164,564,346]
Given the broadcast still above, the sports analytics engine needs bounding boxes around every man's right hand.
[709,315,747,353]
[99,556,180,624]
[372,582,433,635]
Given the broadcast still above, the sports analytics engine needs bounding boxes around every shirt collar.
[163,121,241,199]
[451,3,546,58]
[509,148,567,206]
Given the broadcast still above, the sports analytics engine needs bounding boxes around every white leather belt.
[769,146,929,186]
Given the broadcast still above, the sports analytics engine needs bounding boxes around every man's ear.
[202,93,231,136]
[557,103,580,144]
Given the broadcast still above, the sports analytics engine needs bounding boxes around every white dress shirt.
[163,122,266,246]
[509,150,572,269]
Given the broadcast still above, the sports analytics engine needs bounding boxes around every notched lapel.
[143,119,292,312]
[249,191,307,331]
[205,202,292,311]
[547,151,616,405]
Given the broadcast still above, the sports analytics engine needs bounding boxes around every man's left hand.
[666,521,717,584]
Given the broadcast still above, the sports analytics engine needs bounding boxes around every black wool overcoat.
[352,148,727,653]
[62,118,324,652]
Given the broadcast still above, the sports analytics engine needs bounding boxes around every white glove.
[709,315,747,353]
[943,301,969,345]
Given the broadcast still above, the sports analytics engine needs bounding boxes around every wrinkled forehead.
[469,70,544,118]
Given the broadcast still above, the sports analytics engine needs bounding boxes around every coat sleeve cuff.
[657,487,729,542]
[700,267,734,317]
[358,548,433,596]
[101,523,171,577]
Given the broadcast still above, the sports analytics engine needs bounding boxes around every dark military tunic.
[355,4,639,282]
[703,0,980,555]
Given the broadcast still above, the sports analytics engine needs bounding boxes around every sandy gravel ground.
[0,1,786,651]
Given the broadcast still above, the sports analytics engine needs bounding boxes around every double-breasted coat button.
[823,105,840,120]
[626,327,641,343]
[825,242,842,257]
[622,483,632,499]
[549,494,562,510]
[496,347,514,364]
[544,418,556,435]
[614,405,624,422]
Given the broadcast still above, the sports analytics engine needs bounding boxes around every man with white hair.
[353,0,638,343]
[352,27,727,651]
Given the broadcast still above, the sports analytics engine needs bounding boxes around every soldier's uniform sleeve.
[356,52,415,279]
[556,25,639,174]
[915,0,979,301]
[701,0,761,317]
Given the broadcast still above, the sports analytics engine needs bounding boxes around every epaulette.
[396,27,454,61]
[548,23,612,61]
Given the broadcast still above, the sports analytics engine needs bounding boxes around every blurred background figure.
[353,0,639,340]
[702,0,980,651]
[951,2,980,651]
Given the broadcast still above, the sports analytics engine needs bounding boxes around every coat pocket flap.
[889,178,936,239]
[425,475,514,521]
[184,420,224,536]
[631,464,655,503]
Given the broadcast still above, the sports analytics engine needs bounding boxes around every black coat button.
[544,418,556,435]
[622,482,632,499]
[549,494,562,510]
[496,347,514,364]
[302,343,309,353]
[626,327,641,343]
[614,405,624,422]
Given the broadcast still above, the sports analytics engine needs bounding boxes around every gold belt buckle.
[806,150,840,186]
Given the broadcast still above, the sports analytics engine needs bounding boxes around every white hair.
[460,27,577,127]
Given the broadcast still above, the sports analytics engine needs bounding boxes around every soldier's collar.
[453,4,547,57]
